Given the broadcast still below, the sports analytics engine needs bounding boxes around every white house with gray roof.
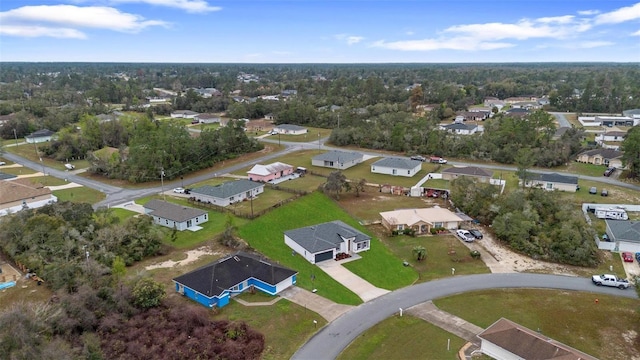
[440,123,479,135]
[273,124,308,135]
[284,220,371,264]
[519,172,578,192]
[144,199,208,231]
[312,150,364,170]
[604,220,640,253]
[190,180,264,207]
[371,157,422,177]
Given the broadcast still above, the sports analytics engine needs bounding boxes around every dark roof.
[372,157,421,170]
[606,220,640,243]
[191,180,263,199]
[173,252,297,298]
[313,150,363,163]
[526,172,578,185]
[442,123,477,131]
[442,166,492,177]
[0,172,17,180]
[623,108,640,116]
[578,148,623,159]
[144,199,207,223]
[284,220,371,253]
[506,108,529,114]
[25,129,55,138]
[275,124,307,131]
[478,318,597,360]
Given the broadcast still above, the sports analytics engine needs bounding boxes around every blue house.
[172,252,297,308]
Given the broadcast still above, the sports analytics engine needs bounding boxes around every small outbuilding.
[25,129,55,144]
[441,166,493,183]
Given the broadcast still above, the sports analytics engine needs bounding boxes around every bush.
[131,278,165,309]
[470,250,481,259]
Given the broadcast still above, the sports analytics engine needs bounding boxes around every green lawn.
[53,187,106,204]
[237,191,417,305]
[267,127,333,143]
[108,208,139,222]
[0,166,37,175]
[338,315,465,360]
[5,143,89,171]
[434,289,640,360]
[26,175,67,186]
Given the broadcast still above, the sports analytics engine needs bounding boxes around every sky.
[1,0,640,63]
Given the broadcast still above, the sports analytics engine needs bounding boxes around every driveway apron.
[317,260,390,302]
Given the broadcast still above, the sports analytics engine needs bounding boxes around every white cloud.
[334,34,364,45]
[578,9,600,16]
[444,18,590,41]
[405,30,415,36]
[372,37,513,51]
[536,15,575,24]
[595,2,640,24]
[0,5,168,38]
[632,30,640,36]
[573,41,614,48]
[111,0,221,14]
[0,25,87,39]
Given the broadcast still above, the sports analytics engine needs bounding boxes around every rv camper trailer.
[595,207,628,220]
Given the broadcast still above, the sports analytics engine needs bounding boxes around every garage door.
[314,251,333,263]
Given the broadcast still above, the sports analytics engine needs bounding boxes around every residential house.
[537,96,551,106]
[595,131,626,144]
[505,108,530,117]
[247,162,294,182]
[281,89,298,96]
[0,172,17,181]
[440,123,479,135]
[25,129,55,144]
[192,88,222,98]
[504,96,538,104]
[195,113,221,124]
[312,150,363,170]
[0,179,57,216]
[173,252,297,309]
[623,108,640,121]
[170,110,199,119]
[604,220,640,253]
[441,166,493,183]
[190,180,264,207]
[143,199,208,231]
[264,113,275,120]
[477,318,597,360]
[576,148,624,168]
[380,207,464,235]
[371,157,422,177]
[597,116,636,127]
[273,124,308,135]
[510,101,540,110]
[284,220,371,264]
[483,98,505,110]
[520,172,578,192]
[456,111,489,121]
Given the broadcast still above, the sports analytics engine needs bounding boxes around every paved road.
[550,112,572,128]
[291,273,638,360]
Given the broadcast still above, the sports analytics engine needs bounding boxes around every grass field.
[338,315,466,360]
[53,187,106,204]
[5,143,89,171]
[434,289,640,360]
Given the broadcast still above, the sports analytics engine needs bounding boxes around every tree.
[621,126,640,178]
[132,277,165,309]
[111,256,126,283]
[324,171,347,199]
[352,178,367,197]
[413,246,426,261]
[515,147,534,190]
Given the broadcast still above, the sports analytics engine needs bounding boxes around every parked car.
[604,167,616,177]
[0,161,6,166]
[622,252,634,262]
[602,234,611,242]
[456,229,475,242]
[635,252,640,263]
[410,155,426,162]
[589,187,597,194]
[269,130,278,135]
[468,229,483,239]
[173,187,185,194]
[429,156,447,164]
[601,189,608,197]
[64,163,75,170]
[592,274,630,289]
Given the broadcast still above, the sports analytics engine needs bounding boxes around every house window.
[407,170,411,175]
[195,217,199,223]
[356,241,369,250]
[397,224,404,230]
[546,182,553,190]
[434,222,443,228]
[165,220,169,224]
[392,169,397,175]
[204,214,208,220]
[230,196,234,201]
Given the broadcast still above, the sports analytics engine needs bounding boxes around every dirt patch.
[146,246,221,270]
[246,119,274,131]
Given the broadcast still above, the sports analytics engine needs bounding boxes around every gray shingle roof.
[0,172,17,180]
[442,166,492,177]
[372,157,421,170]
[578,148,623,159]
[606,220,640,243]
[313,150,363,163]
[527,172,578,184]
[285,220,371,253]
[442,123,477,131]
[144,199,207,222]
[191,180,263,199]
[275,124,306,131]
[26,129,55,138]
[173,252,297,297]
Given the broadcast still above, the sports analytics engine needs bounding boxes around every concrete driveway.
[317,260,390,302]
[279,286,353,322]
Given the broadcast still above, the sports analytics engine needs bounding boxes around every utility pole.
[318,132,321,152]
[13,128,18,147]
[160,168,166,201]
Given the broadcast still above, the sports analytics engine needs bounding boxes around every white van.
[64,163,75,170]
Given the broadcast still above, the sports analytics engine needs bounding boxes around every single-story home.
[273,124,308,135]
[143,199,208,231]
[477,318,597,360]
[510,101,540,110]
[505,108,530,117]
[190,180,264,207]
[170,110,199,119]
[173,252,297,309]
[576,148,624,168]
[440,123,479,135]
[247,162,294,182]
[520,172,578,192]
[604,220,640,253]
[0,179,57,216]
[312,150,363,170]
[596,131,626,144]
[285,220,371,264]
[25,129,55,144]
[371,157,421,177]
[264,113,275,120]
[380,207,464,235]
[455,111,489,121]
[195,113,221,124]
[441,166,493,183]
[597,116,635,127]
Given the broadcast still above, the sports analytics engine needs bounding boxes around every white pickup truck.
[591,274,630,289]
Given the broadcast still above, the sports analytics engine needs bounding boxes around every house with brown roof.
[0,179,57,216]
[143,199,208,231]
[441,166,493,183]
[380,207,463,235]
[576,148,624,168]
[477,318,597,360]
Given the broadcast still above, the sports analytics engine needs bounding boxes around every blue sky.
[1,0,639,62]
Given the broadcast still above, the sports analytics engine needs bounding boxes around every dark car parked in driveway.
[589,187,597,194]
[468,229,483,239]
[604,167,616,177]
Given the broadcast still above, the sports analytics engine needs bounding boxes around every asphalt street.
[550,111,572,128]
[291,273,638,360]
